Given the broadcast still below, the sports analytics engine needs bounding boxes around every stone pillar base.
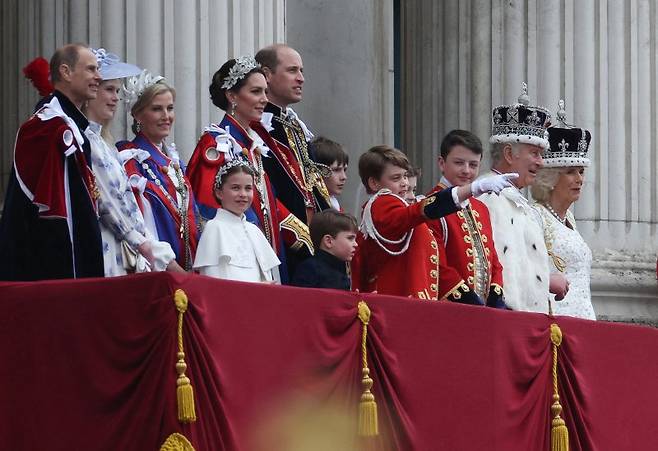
[591,250,658,326]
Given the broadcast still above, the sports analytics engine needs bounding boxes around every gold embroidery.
[280,213,314,253]
[443,281,465,300]
[461,206,491,299]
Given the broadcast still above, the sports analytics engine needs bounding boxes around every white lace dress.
[86,122,175,276]
[535,204,596,320]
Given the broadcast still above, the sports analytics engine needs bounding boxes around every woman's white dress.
[535,204,596,320]
[85,122,174,276]
[193,208,280,283]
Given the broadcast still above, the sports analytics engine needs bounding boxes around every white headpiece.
[221,56,260,90]
[122,69,165,106]
[91,48,141,81]
[214,158,255,189]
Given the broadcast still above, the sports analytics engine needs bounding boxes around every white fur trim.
[489,133,550,150]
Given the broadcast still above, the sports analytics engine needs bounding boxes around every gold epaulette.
[280,213,314,254]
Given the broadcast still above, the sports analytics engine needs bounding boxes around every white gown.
[85,122,175,276]
[193,208,281,283]
[534,204,596,320]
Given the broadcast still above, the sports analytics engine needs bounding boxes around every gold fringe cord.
[550,323,569,451]
[357,300,378,436]
[174,289,196,423]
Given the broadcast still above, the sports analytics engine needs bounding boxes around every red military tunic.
[427,182,504,304]
[351,189,470,300]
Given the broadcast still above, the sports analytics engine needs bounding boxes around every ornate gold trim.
[280,213,314,253]
[160,433,195,451]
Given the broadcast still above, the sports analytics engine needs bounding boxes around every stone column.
[0,0,285,200]
[286,0,395,216]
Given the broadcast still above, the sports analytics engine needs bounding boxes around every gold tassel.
[160,432,196,451]
[357,300,378,436]
[550,323,568,451]
[174,289,196,423]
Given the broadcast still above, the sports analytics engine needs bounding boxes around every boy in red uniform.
[351,145,516,301]
[427,130,507,308]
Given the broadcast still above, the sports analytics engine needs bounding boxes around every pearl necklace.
[543,203,566,224]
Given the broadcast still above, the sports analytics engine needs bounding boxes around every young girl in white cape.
[193,159,281,283]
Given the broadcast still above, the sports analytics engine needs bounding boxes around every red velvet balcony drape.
[1,272,657,450]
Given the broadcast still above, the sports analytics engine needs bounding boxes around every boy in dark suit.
[292,209,357,290]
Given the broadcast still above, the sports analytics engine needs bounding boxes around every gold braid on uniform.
[278,116,331,202]
[280,213,314,253]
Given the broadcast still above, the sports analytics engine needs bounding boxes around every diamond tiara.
[122,69,165,106]
[221,56,260,90]
[214,158,255,189]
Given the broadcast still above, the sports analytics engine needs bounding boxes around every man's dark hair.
[439,129,483,159]
[310,209,357,251]
[255,44,286,72]
[49,43,87,83]
[310,136,349,167]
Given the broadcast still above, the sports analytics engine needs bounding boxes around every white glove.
[471,173,519,196]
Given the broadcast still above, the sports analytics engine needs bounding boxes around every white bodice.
[535,205,596,320]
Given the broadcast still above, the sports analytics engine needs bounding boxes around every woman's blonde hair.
[80,80,116,144]
[130,81,176,135]
[530,167,563,203]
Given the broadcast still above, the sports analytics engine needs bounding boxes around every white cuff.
[125,230,147,249]
[150,240,176,272]
[450,186,468,209]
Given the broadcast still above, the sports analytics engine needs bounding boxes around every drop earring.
[135,121,142,133]
[231,102,237,116]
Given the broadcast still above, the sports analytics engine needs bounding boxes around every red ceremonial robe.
[0,91,103,280]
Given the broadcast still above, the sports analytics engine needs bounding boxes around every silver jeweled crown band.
[221,56,260,90]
